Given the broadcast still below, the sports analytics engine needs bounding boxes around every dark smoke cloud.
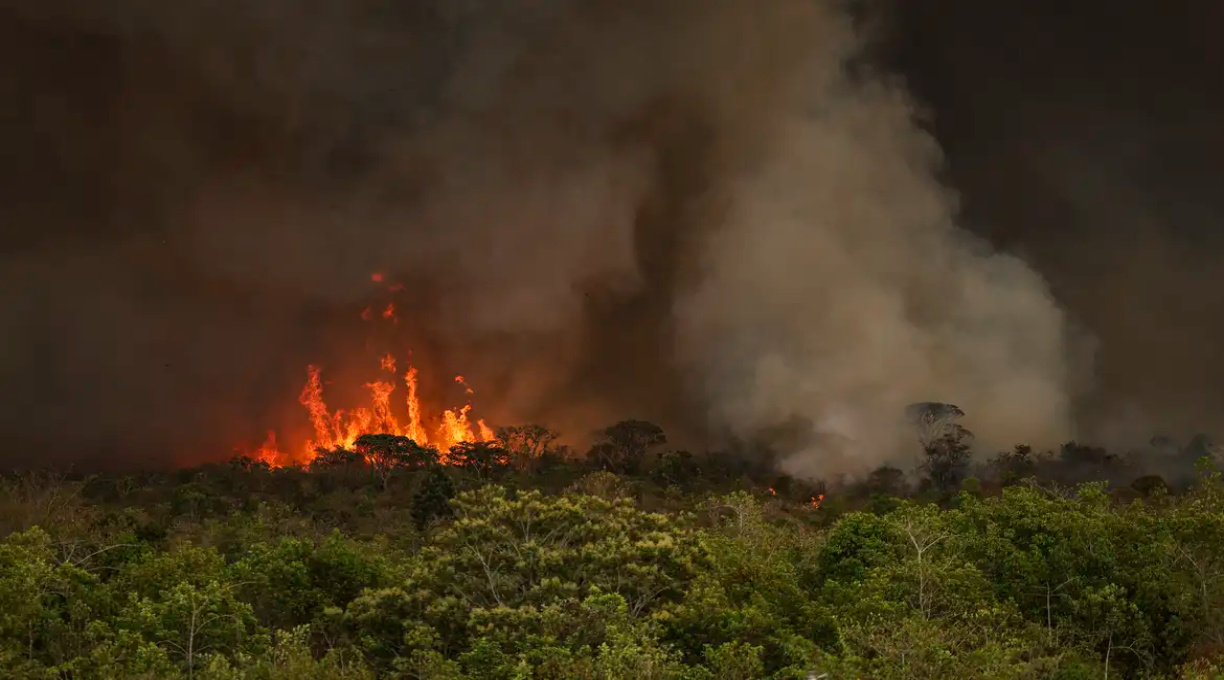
[0,0,1217,473]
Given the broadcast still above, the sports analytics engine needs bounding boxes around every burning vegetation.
[250,360,495,468]
[249,274,496,468]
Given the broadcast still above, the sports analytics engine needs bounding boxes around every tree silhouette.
[448,441,511,481]
[588,420,667,475]
[354,434,438,489]
[309,446,364,470]
[495,424,560,471]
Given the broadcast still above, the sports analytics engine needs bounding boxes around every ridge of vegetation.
[3,420,1224,679]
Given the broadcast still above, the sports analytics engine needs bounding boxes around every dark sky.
[1,0,1221,470]
[882,0,1224,443]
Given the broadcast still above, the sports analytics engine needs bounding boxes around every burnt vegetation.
[2,413,1224,679]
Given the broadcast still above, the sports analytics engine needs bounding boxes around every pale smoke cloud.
[668,10,1080,474]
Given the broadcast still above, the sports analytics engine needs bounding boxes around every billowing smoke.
[10,0,1195,474]
[665,19,1080,475]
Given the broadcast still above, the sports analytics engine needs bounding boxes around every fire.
[379,353,397,373]
[810,493,825,509]
[252,356,494,467]
[252,431,284,467]
[767,487,777,496]
[248,271,496,467]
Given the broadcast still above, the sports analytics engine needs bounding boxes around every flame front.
[248,273,496,467]
[254,355,493,467]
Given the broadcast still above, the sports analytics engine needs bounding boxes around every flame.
[767,487,777,496]
[255,354,493,467]
[810,493,825,509]
[249,272,495,467]
[403,366,427,445]
[253,431,282,467]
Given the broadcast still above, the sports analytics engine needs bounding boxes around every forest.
[3,419,1224,680]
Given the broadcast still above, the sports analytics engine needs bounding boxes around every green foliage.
[411,466,457,531]
[5,439,1224,678]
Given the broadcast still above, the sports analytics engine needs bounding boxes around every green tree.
[411,466,457,531]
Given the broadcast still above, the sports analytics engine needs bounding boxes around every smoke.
[668,51,1079,476]
[878,0,1224,451]
[11,0,1212,474]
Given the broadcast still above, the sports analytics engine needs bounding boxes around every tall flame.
[254,354,493,466]
[247,273,495,467]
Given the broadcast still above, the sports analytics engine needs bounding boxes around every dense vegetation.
[3,420,1224,679]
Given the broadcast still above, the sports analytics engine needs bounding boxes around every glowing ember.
[371,272,384,282]
[382,303,397,321]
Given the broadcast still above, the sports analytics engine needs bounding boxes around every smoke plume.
[12,0,1202,474]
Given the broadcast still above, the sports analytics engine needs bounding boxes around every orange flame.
[403,366,427,445]
[257,355,493,467]
[810,493,825,509]
[253,431,282,467]
[382,303,397,322]
[767,487,777,496]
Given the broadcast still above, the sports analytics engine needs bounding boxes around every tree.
[652,450,702,488]
[863,465,908,497]
[495,424,560,471]
[990,444,1039,485]
[905,402,966,449]
[354,434,438,489]
[588,420,667,475]
[905,402,973,492]
[410,466,456,531]
[118,580,258,678]
[447,441,511,481]
[920,426,973,493]
[309,446,364,471]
